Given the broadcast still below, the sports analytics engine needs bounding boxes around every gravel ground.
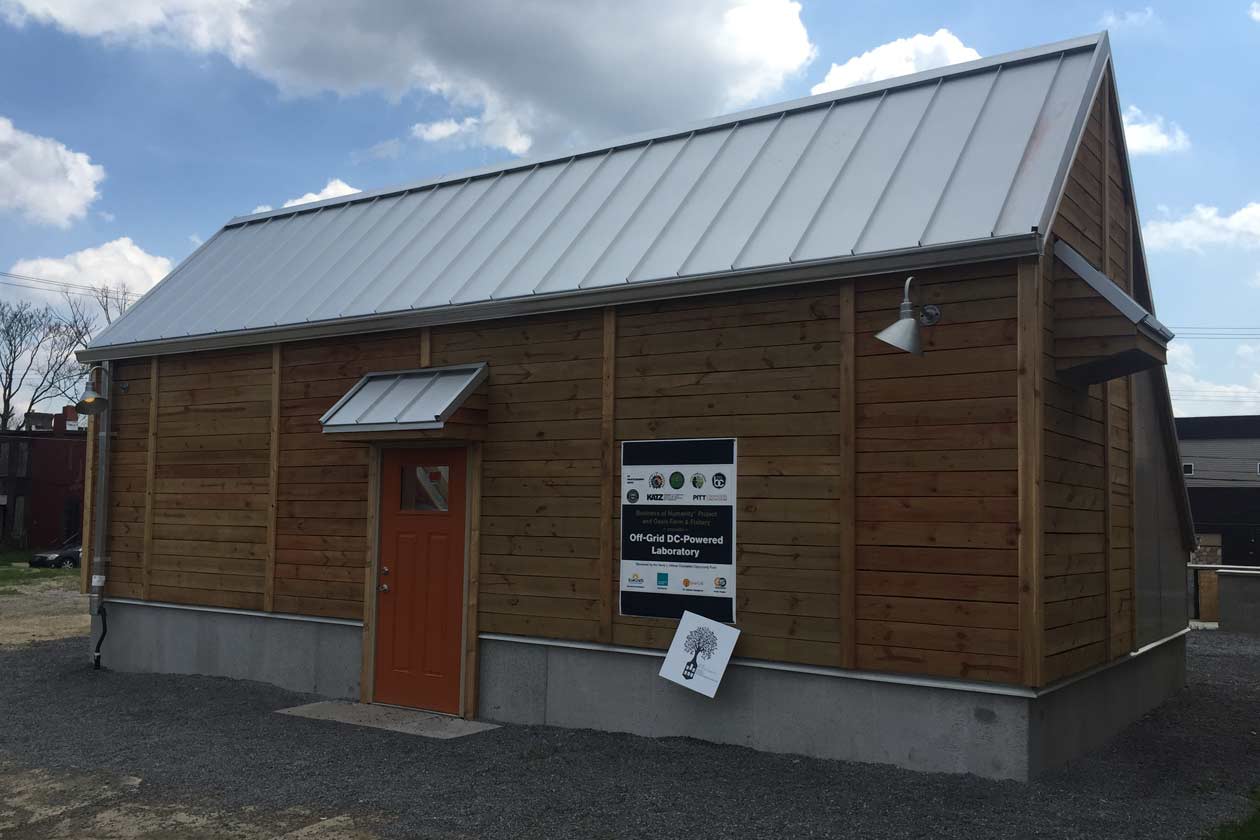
[0,631,1257,839]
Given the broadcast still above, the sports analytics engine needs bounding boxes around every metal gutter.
[79,232,1038,363]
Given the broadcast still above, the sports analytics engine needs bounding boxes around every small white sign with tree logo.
[659,611,740,698]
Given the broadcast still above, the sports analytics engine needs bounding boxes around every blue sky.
[1,0,1257,414]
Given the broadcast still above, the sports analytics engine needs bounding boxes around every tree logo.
[669,471,685,490]
[682,626,719,680]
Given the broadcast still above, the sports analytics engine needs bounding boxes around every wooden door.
[374,447,467,713]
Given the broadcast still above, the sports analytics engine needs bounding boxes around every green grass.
[1210,792,1260,840]
[0,557,79,589]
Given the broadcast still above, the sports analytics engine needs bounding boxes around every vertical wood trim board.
[1101,381,1115,659]
[837,282,857,670]
[1127,376,1137,650]
[1101,73,1112,264]
[463,441,483,719]
[80,413,96,594]
[599,307,617,644]
[264,344,281,612]
[360,446,381,704]
[141,358,159,600]
[1017,257,1045,687]
[420,326,432,367]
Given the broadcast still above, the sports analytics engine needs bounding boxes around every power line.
[0,269,141,300]
[0,277,124,303]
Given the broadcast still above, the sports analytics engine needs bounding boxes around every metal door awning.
[320,363,488,434]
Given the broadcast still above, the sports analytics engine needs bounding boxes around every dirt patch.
[0,566,90,646]
[0,760,379,839]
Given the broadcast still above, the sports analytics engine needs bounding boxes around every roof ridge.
[227,32,1104,228]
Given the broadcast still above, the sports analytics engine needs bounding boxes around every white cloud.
[1144,202,1260,251]
[1099,7,1158,28]
[252,178,360,213]
[810,29,979,95]
[1167,342,1260,417]
[8,238,172,300]
[1121,105,1189,155]
[188,233,203,247]
[3,0,815,155]
[98,210,115,222]
[0,115,105,227]
[1250,2,1260,23]
[280,178,359,208]
[1236,344,1260,360]
[1251,269,1260,289]
[413,116,479,142]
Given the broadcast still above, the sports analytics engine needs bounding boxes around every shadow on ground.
[0,632,1257,839]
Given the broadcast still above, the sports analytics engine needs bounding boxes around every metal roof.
[84,33,1109,362]
[320,364,487,434]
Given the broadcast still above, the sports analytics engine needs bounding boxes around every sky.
[1,0,1258,416]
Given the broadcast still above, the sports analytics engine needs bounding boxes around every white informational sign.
[619,438,737,622]
[659,611,740,698]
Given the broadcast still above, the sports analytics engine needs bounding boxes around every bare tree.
[91,280,133,325]
[0,296,94,430]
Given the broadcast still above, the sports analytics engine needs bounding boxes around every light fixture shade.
[874,315,923,356]
[874,297,924,356]
[75,383,108,415]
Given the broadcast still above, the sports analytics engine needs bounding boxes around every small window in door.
[402,465,450,511]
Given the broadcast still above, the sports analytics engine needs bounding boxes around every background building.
[1,407,86,550]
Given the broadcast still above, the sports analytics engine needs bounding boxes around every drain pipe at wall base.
[88,361,113,670]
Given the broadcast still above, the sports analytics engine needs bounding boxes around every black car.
[30,536,81,569]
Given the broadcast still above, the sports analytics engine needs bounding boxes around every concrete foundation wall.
[1219,572,1260,635]
[1029,634,1185,770]
[93,600,361,698]
[479,634,1187,781]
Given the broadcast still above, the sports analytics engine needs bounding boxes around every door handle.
[378,583,390,593]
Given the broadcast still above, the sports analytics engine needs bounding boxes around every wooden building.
[78,33,1193,779]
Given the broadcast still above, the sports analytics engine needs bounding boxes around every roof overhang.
[320,363,488,436]
[1052,239,1173,386]
[77,232,1037,363]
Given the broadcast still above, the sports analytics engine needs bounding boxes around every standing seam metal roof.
[85,33,1108,359]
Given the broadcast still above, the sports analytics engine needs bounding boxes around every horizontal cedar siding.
[610,283,848,667]
[854,262,1021,684]
[431,310,604,643]
[102,357,151,599]
[1043,72,1136,683]
[140,348,273,609]
[274,331,423,619]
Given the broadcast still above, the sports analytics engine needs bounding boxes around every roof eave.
[78,232,1039,363]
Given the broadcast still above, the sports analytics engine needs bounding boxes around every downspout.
[89,361,112,669]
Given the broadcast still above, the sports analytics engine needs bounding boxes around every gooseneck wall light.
[873,276,941,356]
[76,364,126,415]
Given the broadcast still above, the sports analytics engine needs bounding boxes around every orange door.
[374,447,466,713]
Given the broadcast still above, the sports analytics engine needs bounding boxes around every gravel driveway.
[0,631,1257,839]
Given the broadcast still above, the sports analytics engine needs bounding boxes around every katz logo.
[646,493,664,501]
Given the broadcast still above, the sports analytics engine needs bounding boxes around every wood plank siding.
[1042,68,1138,683]
[91,259,1038,683]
